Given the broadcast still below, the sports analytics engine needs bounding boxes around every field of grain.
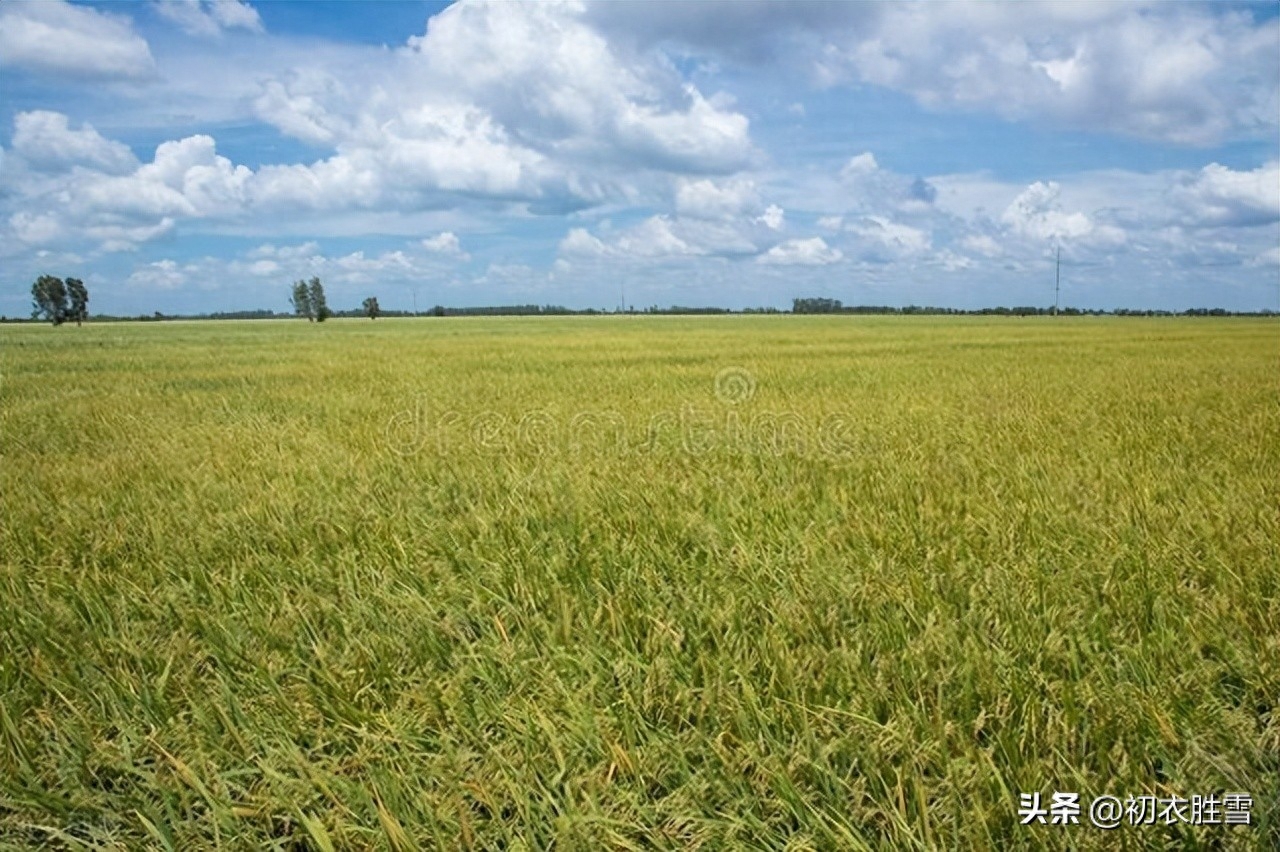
[1,316,1277,849]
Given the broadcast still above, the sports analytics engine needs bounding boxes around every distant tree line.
[11,274,1276,323]
[792,297,845,314]
[791,297,1276,317]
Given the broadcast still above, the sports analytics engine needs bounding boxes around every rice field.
[1,315,1277,849]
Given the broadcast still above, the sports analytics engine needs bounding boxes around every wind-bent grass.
[1,316,1277,849]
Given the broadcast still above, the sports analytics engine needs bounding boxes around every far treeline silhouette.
[13,274,1276,323]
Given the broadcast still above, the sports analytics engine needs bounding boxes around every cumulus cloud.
[844,4,1279,145]
[1,121,256,251]
[128,259,187,288]
[11,111,138,174]
[1172,161,1280,228]
[422,231,469,259]
[594,2,1277,146]
[558,213,765,263]
[250,241,319,260]
[0,1,155,79]
[252,76,342,146]
[616,216,703,258]
[89,219,176,253]
[961,234,1002,258]
[242,2,758,216]
[847,216,931,260]
[155,0,264,37]
[676,177,760,220]
[758,237,842,266]
[411,3,755,174]
[1248,246,1280,268]
[1001,181,1125,247]
[756,204,785,230]
[559,227,613,258]
[837,151,939,215]
[9,212,62,246]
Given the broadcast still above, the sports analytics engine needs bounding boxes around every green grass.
[1,316,1277,849]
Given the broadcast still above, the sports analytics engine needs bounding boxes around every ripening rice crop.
[1,316,1276,849]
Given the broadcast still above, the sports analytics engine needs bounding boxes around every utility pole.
[1054,245,1060,316]
[412,288,418,316]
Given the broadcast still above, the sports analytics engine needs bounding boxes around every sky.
[0,0,1277,316]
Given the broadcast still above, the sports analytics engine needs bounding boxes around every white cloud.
[252,77,341,145]
[758,237,842,266]
[594,3,1277,146]
[1248,246,1280,268]
[756,204,785,230]
[128,259,186,288]
[250,241,319,260]
[154,0,264,37]
[11,111,138,175]
[848,215,931,259]
[421,231,469,259]
[961,234,1002,258]
[409,2,756,175]
[835,152,939,216]
[240,0,758,213]
[1,120,261,251]
[560,214,761,262]
[815,4,1278,146]
[1001,181,1125,247]
[89,219,176,253]
[0,0,155,79]
[9,212,62,246]
[559,227,613,258]
[840,152,879,178]
[137,135,253,216]
[675,177,760,220]
[1173,161,1280,228]
[616,216,702,258]
[1002,182,1093,241]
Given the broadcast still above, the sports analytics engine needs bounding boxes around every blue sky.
[1,1,1277,316]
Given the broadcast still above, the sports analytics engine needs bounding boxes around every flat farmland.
[1,316,1277,849]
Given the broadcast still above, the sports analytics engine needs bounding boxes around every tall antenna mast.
[1054,245,1060,316]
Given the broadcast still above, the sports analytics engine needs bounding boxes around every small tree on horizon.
[31,275,69,325]
[290,280,312,321]
[362,296,380,320]
[308,277,330,322]
[66,278,89,326]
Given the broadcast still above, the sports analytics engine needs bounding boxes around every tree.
[31,275,69,325]
[290,280,312,321]
[792,297,843,314]
[65,278,89,326]
[362,296,380,319]
[308,277,330,322]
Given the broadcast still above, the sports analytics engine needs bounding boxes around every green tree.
[308,277,330,323]
[31,275,68,325]
[362,296,380,320]
[290,280,312,321]
[65,278,89,326]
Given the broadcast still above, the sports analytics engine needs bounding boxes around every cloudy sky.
[1,0,1277,315]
